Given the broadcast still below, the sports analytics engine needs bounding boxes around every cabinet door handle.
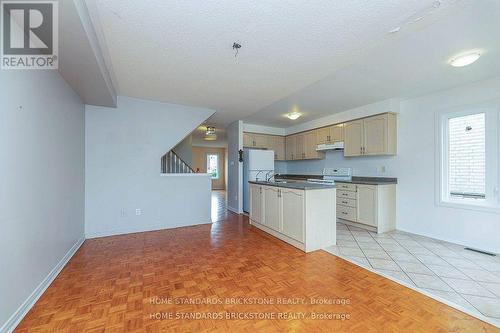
[341,212,348,215]
[342,193,348,196]
[342,201,348,204]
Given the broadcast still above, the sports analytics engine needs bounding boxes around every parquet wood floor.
[14,192,498,332]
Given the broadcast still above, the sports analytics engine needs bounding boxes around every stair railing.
[161,150,194,174]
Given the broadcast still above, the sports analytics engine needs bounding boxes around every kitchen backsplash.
[275,150,397,177]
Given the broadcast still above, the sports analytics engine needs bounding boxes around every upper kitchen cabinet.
[243,132,267,148]
[285,131,322,160]
[304,130,322,159]
[344,113,397,157]
[295,133,305,160]
[243,132,285,160]
[268,135,285,160]
[285,135,296,160]
[330,124,344,142]
[316,124,344,144]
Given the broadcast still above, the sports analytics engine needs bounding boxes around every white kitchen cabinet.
[250,184,264,225]
[336,182,396,233]
[264,186,281,231]
[249,183,336,252]
[281,188,305,242]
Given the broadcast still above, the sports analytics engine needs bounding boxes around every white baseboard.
[86,221,211,239]
[0,236,85,333]
[226,206,241,214]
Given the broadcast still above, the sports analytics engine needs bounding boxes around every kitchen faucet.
[255,170,263,181]
[266,171,274,182]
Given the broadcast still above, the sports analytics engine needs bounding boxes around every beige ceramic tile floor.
[324,222,500,326]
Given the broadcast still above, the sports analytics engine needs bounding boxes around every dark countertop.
[249,180,336,190]
[275,174,397,185]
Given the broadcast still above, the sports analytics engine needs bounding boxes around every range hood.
[316,141,344,151]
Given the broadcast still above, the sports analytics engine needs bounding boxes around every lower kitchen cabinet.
[356,185,377,227]
[250,184,263,225]
[336,183,396,233]
[264,186,281,231]
[249,183,336,252]
[281,188,305,242]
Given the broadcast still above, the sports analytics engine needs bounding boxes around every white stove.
[307,167,352,184]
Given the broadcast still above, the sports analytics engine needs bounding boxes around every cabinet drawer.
[337,183,356,192]
[337,197,356,208]
[337,205,357,221]
[337,190,356,200]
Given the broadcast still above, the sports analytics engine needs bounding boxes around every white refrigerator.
[243,149,275,213]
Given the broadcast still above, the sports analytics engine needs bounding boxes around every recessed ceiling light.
[286,112,301,120]
[450,52,481,67]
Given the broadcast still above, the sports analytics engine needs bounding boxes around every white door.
[344,120,363,156]
[357,185,377,227]
[264,187,281,231]
[250,185,263,224]
[363,115,387,155]
[281,189,305,242]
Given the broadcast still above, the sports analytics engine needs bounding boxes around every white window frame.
[206,153,220,180]
[436,107,499,213]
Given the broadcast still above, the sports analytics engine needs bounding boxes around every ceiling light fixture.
[286,112,301,120]
[204,126,217,141]
[450,52,481,67]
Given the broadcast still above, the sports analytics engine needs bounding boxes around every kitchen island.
[248,181,336,252]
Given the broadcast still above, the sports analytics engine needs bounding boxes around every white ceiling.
[58,0,116,108]
[87,0,500,129]
[246,0,500,126]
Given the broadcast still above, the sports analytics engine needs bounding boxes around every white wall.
[226,121,243,213]
[85,96,214,238]
[0,71,85,330]
[396,78,500,254]
[247,78,500,253]
[243,123,286,136]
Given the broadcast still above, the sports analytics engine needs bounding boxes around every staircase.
[161,150,194,174]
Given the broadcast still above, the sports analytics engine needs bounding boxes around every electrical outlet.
[135,208,142,216]
[120,209,126,217]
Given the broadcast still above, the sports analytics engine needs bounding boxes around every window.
[207,154,219,179]
[439,109,499,210]
[448,113,486,199]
